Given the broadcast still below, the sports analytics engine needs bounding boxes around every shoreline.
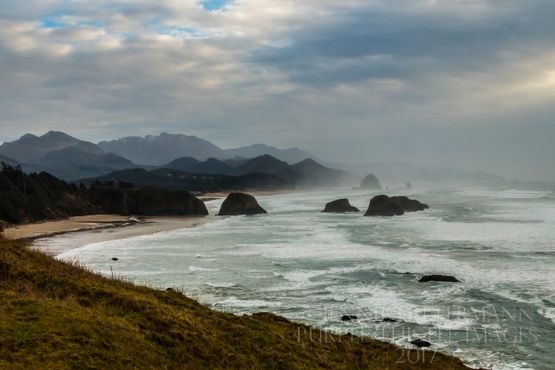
[3,215,213,257]
[2,214,136,241]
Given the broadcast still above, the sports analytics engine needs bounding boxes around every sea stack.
[364,195,429,217]
[364,195,404,216]
[322,199,360,213]
[360,174,381,190]
[218,193,267,216]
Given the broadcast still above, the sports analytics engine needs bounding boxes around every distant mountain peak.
[236,154,290,176]
[254,154,287,162]
[97,132,319,166]
[297,158,318,165]
[292,158,324,169]
[98,133,225,165]
[20,133,38,140]
[0,130,104,164]
[44,130,70,137]
[226,144,317,164]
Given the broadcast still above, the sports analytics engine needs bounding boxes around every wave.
[188,266,218,272]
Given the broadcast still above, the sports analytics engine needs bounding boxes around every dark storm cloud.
[250,0,555,86]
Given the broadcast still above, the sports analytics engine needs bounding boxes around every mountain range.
[0,131,347,188]
[98,133,316,165]
[0,131,323,182]
[0,131,136,180]
[88,154,350,191]
[0,131,505,187]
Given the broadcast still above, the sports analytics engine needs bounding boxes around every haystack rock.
[360,174,381,190]
[218,193,267,216]
[364,195,404,216]
[322,199,360,213]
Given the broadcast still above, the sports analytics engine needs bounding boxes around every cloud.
[0,0,554,179]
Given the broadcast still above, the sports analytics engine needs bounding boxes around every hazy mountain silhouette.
[163,157,236,175]
[286,158,350,186]
[226,144,316,164]
[0,131,103,163]
[99,133,318,165]
[0,131,137,180]
[0,154,18,166]
[39,147,132,167]
[98,133,225,165]
[95,153,350,190]
[236,155,291,176]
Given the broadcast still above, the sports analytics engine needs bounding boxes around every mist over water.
[40,185,555,370]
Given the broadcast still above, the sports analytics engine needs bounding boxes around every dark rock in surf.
[218,193,267,216]
[364,195,429,216]
[341,315,358,321]
[410,339,432,348]
[419,275,460,283]
[364,195,404,217]
[382,318,397,323]
[360,174,381,190]
[112,257,119,261]
[322,199,360,213]
[390,196,429,212]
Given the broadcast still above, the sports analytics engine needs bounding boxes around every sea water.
[39,186,555,370]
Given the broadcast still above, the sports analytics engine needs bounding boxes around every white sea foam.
[205,282,236,288]
[188,266,218,272]
[456,188,551,199]
[215,297,282,308]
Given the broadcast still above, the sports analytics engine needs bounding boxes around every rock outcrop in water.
[390,196,429,212]
[322,199,359,213]
[360,174,381,190]
[419,275,460,283]
[364,195,429,217]
[364,195,404,216]
[410,339,432,348]
[218,193,267,216]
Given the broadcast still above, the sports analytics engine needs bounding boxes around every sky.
[0,0,554,180]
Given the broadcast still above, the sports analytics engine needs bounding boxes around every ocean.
[35,186,555,370]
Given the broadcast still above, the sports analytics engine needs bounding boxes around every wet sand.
[3,215,213,257]
[1,215,135,240]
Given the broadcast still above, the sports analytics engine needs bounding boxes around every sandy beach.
[1,215,137,240]
[3,215,213,256]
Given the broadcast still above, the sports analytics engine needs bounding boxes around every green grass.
[0,238,473,369]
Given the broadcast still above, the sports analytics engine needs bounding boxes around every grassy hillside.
[0,238,472,369]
